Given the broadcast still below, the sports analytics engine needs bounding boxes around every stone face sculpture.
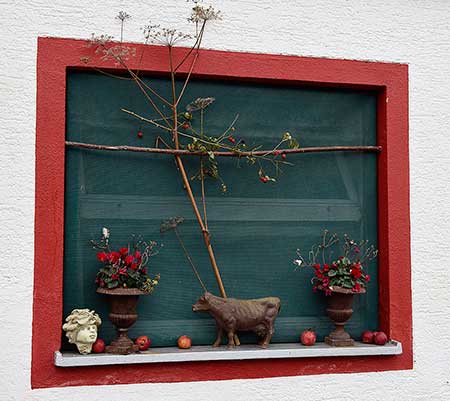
[62,309,102,354]
[192,292,281,348]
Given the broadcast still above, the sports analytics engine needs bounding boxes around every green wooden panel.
[63,71,378,348]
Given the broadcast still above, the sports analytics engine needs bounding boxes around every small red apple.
[373,331,388,345]
[300,329,316,346]
[135,335,151,351]
[361,330,375,344]
[177,335,192,349]
[92,339,105,353]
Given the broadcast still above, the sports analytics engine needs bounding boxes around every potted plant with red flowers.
[91,228,160,354]
[294,230,377,346]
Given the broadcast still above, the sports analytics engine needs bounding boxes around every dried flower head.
[189,4,222,23]
[144,24,193,46]
[88,33,113,47]
[116,11,131,22]
[160,216,185,233]
[186,97,216,112]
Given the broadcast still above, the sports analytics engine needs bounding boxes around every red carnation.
[111,274,119,280]
[109,252,120,263]
[323,264,330,272]
[97,252,108,262]
[351,268,362,279]
[119,267,128,276]
[353,282,361,293]
[135,250,141,259]
[119,247,128,256]
[125,255,134,265]
[365,274,370,282]
[130,263,138,270]
[313,263,321,269]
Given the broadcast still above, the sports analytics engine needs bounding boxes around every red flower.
[331,263,337,269]
[119,267,128,276]
[100,279,105,287]
[325,289,332,296]
[111,274,119,280]
[365,274,370,282]
[141,267,147,275]
[312,286,318,293]
[131,263,138,270]
[351,268,362,279]
[352,282,361,293]
[322,278,330,287]
[119,247,128,256]
[135,250,141,259]
[97,252,108,262]
[323,264,330,272]
[313,263,321,269]
[125,255,134,265]
[109,252,120,263]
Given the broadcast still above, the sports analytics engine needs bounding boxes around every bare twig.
[66,140,382,156]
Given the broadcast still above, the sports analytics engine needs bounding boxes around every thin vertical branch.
[168,44,228,299]
[200,158,208,230]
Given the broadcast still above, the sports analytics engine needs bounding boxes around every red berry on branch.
[281,153,287,160]
[260,176,268,183]
[182,122,190,129]
[137,131,143,138]
[228,136,236,144]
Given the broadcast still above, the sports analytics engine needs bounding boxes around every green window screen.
[64,71,378,348]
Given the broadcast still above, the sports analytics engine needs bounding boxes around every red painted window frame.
[32,37,412,389]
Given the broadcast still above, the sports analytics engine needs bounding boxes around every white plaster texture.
[0,0,449,400]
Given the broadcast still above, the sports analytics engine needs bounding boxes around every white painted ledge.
[55,341,402,367]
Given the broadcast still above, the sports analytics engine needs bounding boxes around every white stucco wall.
[1,0,449,400]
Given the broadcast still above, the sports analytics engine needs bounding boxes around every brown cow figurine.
[192,292,281,348]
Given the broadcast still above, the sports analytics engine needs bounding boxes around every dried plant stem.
[65,141,382,156]
[168,45,228,300]
[200,157,208,230]
[121,109,173,132]
[174,21,206,72]
[173,227,208,293]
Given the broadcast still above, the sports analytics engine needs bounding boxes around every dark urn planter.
[324,286,366,347]
[97,287,147,354]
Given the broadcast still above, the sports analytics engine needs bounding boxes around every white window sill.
[55,340,402,367]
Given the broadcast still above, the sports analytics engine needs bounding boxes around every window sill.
[55,340,402,367]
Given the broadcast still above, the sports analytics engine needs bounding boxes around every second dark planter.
[97,287,147,354]
[324,286,366,347]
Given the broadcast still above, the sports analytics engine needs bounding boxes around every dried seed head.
[143,24,193,46]
[116,11,131,22]
[189,4,222,23]
[186,97,216,112]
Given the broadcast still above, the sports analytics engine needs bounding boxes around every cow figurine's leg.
[227,331,236,347]
[213,326,223,347]
[234,334,241,346]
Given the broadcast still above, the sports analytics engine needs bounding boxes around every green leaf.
[107,280,118,289]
